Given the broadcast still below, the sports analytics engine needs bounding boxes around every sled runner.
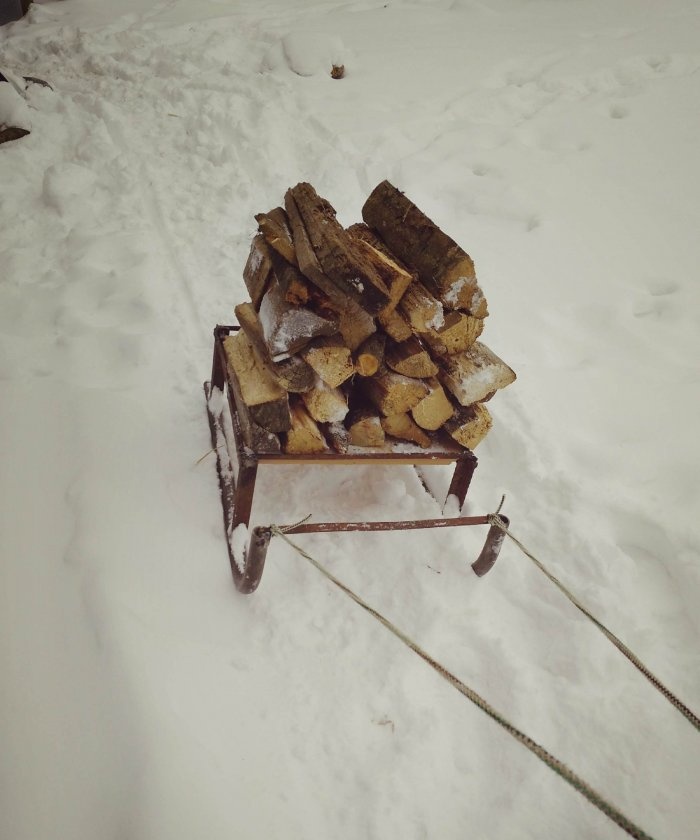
[204,325,508,593]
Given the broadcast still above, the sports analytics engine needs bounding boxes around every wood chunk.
[301,336,355,388]
[445,403,492,450]
[381,413,431,448]
[267,249,312,307]
[234,302,315,393]
[258,273,338,359]
[421,311,484,356]
[324,422,350,453]
[411,378,454,431]
[346,408,385,448]
[398,281,445,333]
[221,374,281,454]
[243,235,273,310]
[354,333,386,377]
[385,336,438,379]
[302,379,349,423]
[284,400,328,454]
[223,332,290,433]
[288,183,391,315]
[362,180,488,317]
[255,207,298,266]
[438,341,516,406]
[362,371,429,416]
[353,238,414,316]
[378,307,413,342]
[336,302,376,351]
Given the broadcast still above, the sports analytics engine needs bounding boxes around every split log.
[302,379,349,423]
[288,183,391,315]
[346,408,385,448]
[354,333,386,377]
[362,370,429,416]
[438,341,516,406]
[223,332,290,433]
[420,311,484,356]
[285,190,376,349]
[243,235,273,310]
[378,307,412,342]
[381,413,431,448]
[398,281,445,333]
[301,336,355,388]
[362,180,488,317]
[234,302,315,393]
[324,422,350,453]
[258,273,338,359]
[255,207,297,266]
[267,249,313,307]
[385,336,438,379]
[284,401,328,454]
[352,237,414,316]
[220,376,281,454]
[445,403,492,450]
[410,378,454,431]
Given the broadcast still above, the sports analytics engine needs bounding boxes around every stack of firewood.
[225,180,515,454]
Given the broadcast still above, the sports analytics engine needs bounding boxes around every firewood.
[223,332,290,433]
[220,374,281,454]
[385,335,438,379]
[362,180,488,317]
[398,281,445,333]
[362,370,429,416]
[243,235,273,310]
[258,273,338,360]
[324,422,350,453]
[354,333,386,377]
[346,408,385,448]
[284,400,328,454]
[420,311,484,356]
[381,413,431,448]
[302,379,349,423]
[234,302,315,393]
[267,249,312,307]
[378,307,413,342]
[410,378,454,431]
[288,183,391,315]
[336,302,376,351]
[438,341,516,406]
[352,237,414,316]
[255,207,297,266]
[445,403,492,450]
[301,335,355,388]
[285,190,377,350]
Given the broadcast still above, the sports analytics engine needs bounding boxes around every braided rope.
[487,515,700,732]
[270,525,657,840]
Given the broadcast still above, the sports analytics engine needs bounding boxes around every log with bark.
[362,370,429,416]
[301,335,355,388]
[284,400,328,454]
[362,180,488,317]
[346,408,385,447]
[380,413,431,448]
[410,378,454,431]
[438,341,516,406]
[255,207,297,266]
[385,335,438,379]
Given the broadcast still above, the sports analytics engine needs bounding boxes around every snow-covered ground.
[1,1,699,838]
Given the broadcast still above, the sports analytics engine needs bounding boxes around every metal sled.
[204,325,508,593]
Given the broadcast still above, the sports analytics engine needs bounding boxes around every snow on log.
[420,311,484,356]
[398,281,444,333]
[438,341,516,406]
[243,235,273,310]
[301,378,349,423]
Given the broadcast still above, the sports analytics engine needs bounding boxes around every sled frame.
[204,325,508,594]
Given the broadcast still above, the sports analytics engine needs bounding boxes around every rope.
[269,524,657,840]
[487,514,700,733]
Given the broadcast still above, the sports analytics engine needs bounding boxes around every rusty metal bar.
[276,515,491,535]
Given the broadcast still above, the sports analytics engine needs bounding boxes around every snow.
[1,2,700,840]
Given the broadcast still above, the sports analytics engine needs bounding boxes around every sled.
[203,325,509,593]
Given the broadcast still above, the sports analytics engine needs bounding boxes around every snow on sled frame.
[204,325,508,594]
